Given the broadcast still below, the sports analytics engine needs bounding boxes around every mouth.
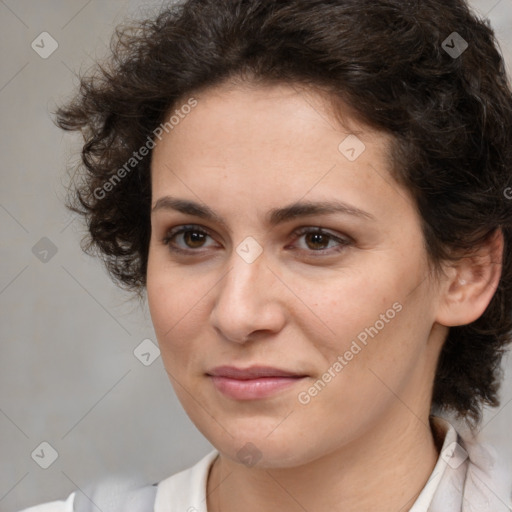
[206,365,308,400]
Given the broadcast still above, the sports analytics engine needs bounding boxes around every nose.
[210,243,286,344]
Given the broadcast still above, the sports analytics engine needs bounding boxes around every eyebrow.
[151,196,375,230]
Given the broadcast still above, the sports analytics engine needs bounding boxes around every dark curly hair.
[55,0,512,426]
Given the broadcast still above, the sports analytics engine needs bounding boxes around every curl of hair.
[55,0,512,426]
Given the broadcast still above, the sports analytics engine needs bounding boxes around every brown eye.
[162,225,216,253]
[291,227,352,255]
[304,231,331,250]
[161,224,351,257]
[181,230,208,249]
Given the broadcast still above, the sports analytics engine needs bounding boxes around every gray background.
[1,1,511,511]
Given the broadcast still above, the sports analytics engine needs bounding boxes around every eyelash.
[161,224,352,257]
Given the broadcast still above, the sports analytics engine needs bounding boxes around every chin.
[230,437,327,469]
[195,414,326,469]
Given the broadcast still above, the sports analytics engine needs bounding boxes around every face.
[147,82,447,469]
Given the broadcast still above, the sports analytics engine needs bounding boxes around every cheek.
[288,266,402,346]
[146,252,196,353]
[305,296,433,421]
[292,259,431,390]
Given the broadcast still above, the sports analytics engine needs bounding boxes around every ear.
[435,228,504,327]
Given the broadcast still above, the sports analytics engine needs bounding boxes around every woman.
[22,0,512,510]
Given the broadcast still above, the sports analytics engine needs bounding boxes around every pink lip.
[207,366,307,400]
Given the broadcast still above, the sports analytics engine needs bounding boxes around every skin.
[146,82,503,512]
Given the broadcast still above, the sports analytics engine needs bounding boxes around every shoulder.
[18,480,158,512]
[18,483,158,512]
[17,450,218,512]
[460,428,512,511]
[429,416,512,511]
[18,491,75,512]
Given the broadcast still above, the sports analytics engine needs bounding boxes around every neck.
[207,411,440,512]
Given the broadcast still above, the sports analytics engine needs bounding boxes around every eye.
[289,227,352,255]
[161,225,218,254]
[161,224,351,257]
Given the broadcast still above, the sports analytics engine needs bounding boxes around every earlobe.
[435,228,504,327]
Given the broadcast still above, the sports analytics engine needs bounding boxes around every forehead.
[149,82,408,225]
[152,83,388,170]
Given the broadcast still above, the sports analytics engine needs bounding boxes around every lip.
[207,365,307,400]
[207,365,305,379]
